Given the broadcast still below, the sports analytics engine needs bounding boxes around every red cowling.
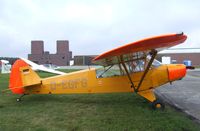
[168,64,186,81]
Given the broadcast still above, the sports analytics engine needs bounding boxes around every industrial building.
[28,40,72,66]
[158,48,200,66]
[74,55,97,65]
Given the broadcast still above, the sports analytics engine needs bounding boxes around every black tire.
[152,99,165,110]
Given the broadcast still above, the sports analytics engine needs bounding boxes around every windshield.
[152,59,162,67]
[147,55,162,67]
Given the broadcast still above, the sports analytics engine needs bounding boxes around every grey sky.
[0,0,200,58]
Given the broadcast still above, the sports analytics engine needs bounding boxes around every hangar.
[157,48,200,66]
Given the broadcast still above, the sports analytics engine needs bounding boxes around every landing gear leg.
[152,99,165,110]
[16,94,27,102]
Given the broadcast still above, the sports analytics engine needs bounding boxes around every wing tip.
[176,32,184,35]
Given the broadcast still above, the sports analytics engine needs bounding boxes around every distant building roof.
[159,48,200,54]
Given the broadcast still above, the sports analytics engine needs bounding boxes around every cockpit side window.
[126,59,145,73]
[95,53,162,78]
[96,59,146,78]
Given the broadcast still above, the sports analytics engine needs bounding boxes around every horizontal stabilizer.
[20,58,66,75]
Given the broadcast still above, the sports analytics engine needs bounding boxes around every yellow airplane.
[8,33,187,109]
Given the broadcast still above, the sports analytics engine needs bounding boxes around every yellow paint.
[138,89,156,102]
[20,66,41,87]
[21,65,171,102]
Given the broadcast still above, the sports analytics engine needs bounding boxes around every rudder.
[9,59,41,94]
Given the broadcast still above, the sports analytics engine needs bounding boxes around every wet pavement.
[155,69,200,123]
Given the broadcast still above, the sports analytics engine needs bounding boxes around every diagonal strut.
[136,49,157,92]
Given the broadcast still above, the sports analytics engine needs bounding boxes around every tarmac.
[155,69,200,123]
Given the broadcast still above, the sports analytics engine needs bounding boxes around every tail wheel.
[152,99,165,110]
[16,94,27,102]
[16,98,21,102]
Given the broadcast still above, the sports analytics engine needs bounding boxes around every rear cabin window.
[96,65,122,78]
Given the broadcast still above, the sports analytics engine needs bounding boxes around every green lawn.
[0,70,200,131]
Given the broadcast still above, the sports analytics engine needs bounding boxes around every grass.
[0,70,200,131]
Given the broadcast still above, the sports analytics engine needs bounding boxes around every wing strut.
[120,56,136,91]
[136,49,157,92]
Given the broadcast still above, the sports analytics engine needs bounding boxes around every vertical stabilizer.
[9,59,41,94]
[9,59,29,94]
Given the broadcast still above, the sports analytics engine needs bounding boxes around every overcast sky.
[0,0,200,58]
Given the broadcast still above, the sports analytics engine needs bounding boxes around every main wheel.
[152,99,165,110]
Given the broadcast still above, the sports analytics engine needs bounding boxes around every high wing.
[92,33,187,92]
[92,33,187,66]
[20,58,66,75]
